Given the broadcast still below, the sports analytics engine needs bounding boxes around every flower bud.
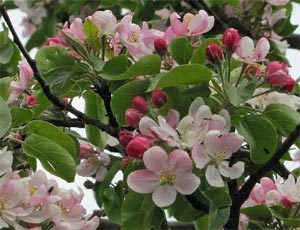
[282,77,296,92]
[83,180,94,189]
[154,38,167,55]
[15,132,23,141]
[151,88,167,108]
[126,136,152,158]
[119,130,133,147]
[26,95,37,107]
[125,108,142,126]
[121,156,130,168]
[244,65,262,78]
[132,96,148,113]
[266,61,289,85]
[79,144,93,159]
[206,43,224,64]
[222,28,240,52]
[46,35,63,46]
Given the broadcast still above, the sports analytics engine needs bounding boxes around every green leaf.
[236,115,277,164]
[0,96,11,138]
[121,191,164,230]
[101,55,132,80]
[241,205,272,221]
[0,77,12,100]
[103,186,123,224]
[137,0,155,21]
[35,46,75,86]
[10,107,33,127]
[32,91,52,118]
[22,134,76,182]
[25,29,47,51]
[170,37,193,64]
[0,43,13,64]
[226,79,256,106]
[26,120,78,161]
[170,194,204,222]
[191,38,220,64]
[264,103,300,147]
[83,91,107,148]
[157,64,212,88]
[83,19,100,53]
[101,54,161,80]
[111,80,149,124]
[269,205,300,227]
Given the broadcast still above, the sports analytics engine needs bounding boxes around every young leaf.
[10,107,33,127]
[83,19,100,53]
[101,55,132,80]
[0,96,11,138]
[170,37,193,64]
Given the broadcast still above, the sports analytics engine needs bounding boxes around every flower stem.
[235,62,247,87]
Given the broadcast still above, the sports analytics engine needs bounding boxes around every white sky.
[0,3,299,213]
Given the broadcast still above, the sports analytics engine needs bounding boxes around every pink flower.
[46,35,63,46]
[90,10,117,35]
[262,5,286,27]
[20,17,36,38]
[266,0,289,6]
[169,10,214,36]
[223,28,240,52]
[235,37,270,62]
[79,144,93,159]
[76,151,110,181]
[62,18,86,42]
[127,146,200,207]
[277,175,300,203]
[192,130,244,187]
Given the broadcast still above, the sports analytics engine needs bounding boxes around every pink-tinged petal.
[265,190,282,207]
[205,165,224,187]
[95,166,108,182]
[209,114,226,131]
[152,184,177,207]
[10,81,23,94]
[195,105,213,123]
[157,116,178,138]
[188,97,205,117]
[164,26,177,44]
[170,13,189,36]
[219,109,231,133]
[143,146,168,173]
[188,11,207,35]
[139,116,158,138]
[166,109,180,129]
[0,151,13,176]
[127,169,159,193]
[253,37,270,62]
[236,36,254,60]
[177,115,194,134]
[18,60,33,87]
[202,16,215,34]
[260,177,276,194]
[173,172,200,195]
[76,160,98,177]
[219,161,244,179]
[168,149,192,173]
[70,18,86,41]
[192,144,211,169]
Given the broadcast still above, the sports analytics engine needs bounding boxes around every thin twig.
[0,4,119,138]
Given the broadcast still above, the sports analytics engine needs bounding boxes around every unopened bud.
[126,136,152,158]
[222,28,240,52]
[125,108,142,126]
[26,95,37,107]
[206,43,224,64]
[132,96,148,113]
[154,38,167,55]
[151,88,167,108]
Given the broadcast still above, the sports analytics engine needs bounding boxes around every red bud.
[132,96,148,113]
[154,38,167,55]
[119,130,133,147]
[206,43,224,64]
[125,108,142,126]
[222,28,240,52]
[151,88,167,108]
[282,77,296,92]
[26,95,37,107]
[126,136,152,158]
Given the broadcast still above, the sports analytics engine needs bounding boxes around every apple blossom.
[235,37,270,62]
[223,28,240,52]
[266,0,289,6]
[169,10,214,36]
[127,146,200,207]
[62,18,86,42]
[79,144,93,159]
[90,10,117,35]
[192,130,244,187]
[262,5,286,27]
[277,175,300,203]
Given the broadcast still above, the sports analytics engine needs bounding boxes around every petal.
[173,172,200,194]
[188,97,205,117]
[157,116,178,138]
[205,165,224,187]
[188,11,208,34]
[168,149,192,173]
[166,109,180,129]
[195,105,212,124]
[152,185,177,207]
[208,114,226,131]
[253,37,270,62]
[219,161,244,179]
[127,169,159,193]
[143,146,169,172]
[202,16,215,33]
[260,177,276,193]
[236,36,254,59]
[0,151,13,176]
[219,109,231,133]
[192,144,211,169]
[76,160,98,177]
[170,13,189,36]
[139,116,158,138]
[95,166,108,182]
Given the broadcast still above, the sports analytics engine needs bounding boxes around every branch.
[286,34,300,50]
[225,122,300,229]
[45,118,85,128]
[0,4,119,138]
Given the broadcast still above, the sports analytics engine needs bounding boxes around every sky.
[0,3,300,213]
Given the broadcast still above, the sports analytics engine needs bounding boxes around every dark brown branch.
[46,118,85,128]
[0,4,119,138]
[225,122,300,229]
[285,34,300,50]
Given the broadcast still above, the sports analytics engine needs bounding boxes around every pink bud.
[125,108,142,126]
[206,43,224,64]
[15,133,23,141]
[260,177,276,194]
[69,50,81,60]
[121,156,130,168]
[244,65,262,78]
[26,95,37,107]
[222,28,240,52]
[46,36,63,46]
[132,96,148,113]
[126,136,152,158]
[154,38,167,55]
[62,97,69,104]
[266,61,289,85]
[119,130,133,147]
[79,144,92,159]
[151,88,167,108]
[282,77,296,92]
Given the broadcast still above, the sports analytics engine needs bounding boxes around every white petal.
[219,161,244,179]
[188,97,205,117]
[173,172,200,195]
[205,165,224,187]
[192,144,211,169]
[152,185,177,207]
[96,166,108,182]
[236,36,254,59]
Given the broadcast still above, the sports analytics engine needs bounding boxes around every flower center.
[211,151,228,165]
[0,195,9,210]
[29,185,38,196]
[183,16,192,27]
[128,32,140,43]
[157,171,176,184]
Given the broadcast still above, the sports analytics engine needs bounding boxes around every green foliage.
[0,77,12,100]
[101,55,132,80]
[83,19,100,53]
[10,107,33,127]
[121,191,164,230]
[169,37,193,64]
[0,96,11,138]
[236,115,278,164]
[111,80,149,124]
[191,38,220,64]
[101,54,161,80]
[83,91,107,148]
[241,205,272,221]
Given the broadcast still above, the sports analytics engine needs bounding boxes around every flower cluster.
[0,149,99,229]
[243,175,300,208]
